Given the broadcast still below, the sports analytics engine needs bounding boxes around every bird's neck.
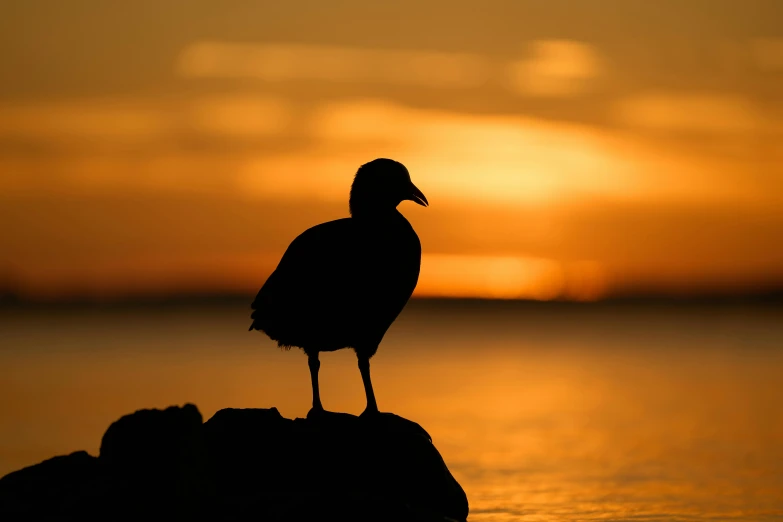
[350,207,403,222]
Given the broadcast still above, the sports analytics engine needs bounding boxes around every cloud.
[614,92,762,134]
[236,155,357,203]
[752,38,783,71]
[189,95,293,138]
[229,97,772,224]
[176,39,609,99]
[1,94,762,209]
[0,95,293,146]
[506,40,602,98]
[0,101,173,142]
[177,41,490,89]
[301,99,641,204]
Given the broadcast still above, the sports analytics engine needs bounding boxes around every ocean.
[1,299,782,521]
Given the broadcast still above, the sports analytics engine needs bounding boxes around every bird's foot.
[359,410,431,441]
[359,406,381,418]
[306,407,359,425]
[307,406,329,419]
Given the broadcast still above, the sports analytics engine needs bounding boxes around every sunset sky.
[1,0,782,300]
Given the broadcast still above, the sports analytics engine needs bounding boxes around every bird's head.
[349,158,428,217]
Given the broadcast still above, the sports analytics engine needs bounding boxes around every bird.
[249,158,428,417]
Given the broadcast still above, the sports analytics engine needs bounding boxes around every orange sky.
[1,1,782,300]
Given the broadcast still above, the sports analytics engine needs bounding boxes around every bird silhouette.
[249,158,428,416]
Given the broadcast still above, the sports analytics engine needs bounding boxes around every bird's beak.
[406,183,429,207]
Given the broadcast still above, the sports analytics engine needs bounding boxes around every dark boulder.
[100,403,208,497]
[0,451,103,519]
[0,404,468,521]
[204,408,468,521]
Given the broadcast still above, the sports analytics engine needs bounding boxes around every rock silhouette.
[0,404,468,521]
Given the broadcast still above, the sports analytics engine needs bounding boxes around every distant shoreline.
[2,291,782,310]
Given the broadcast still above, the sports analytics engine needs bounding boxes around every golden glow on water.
[2,304,782,521]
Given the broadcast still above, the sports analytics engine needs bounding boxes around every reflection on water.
[1,300,782,521]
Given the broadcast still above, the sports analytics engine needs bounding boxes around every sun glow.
[1,9,782,302]
[416,254,607,301]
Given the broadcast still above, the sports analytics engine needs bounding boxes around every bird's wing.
[250,219,363,323]
[250,217,421,348]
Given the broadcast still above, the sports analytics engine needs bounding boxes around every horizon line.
[2,288,782,308]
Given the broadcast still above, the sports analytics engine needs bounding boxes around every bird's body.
[250,212,421,358]
[248,158,428,415]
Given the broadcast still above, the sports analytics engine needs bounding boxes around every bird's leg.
[308,353,324,412]
[358,355,379,415]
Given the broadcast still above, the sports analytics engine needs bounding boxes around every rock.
[0,451,103,519]
[204,408,468,521]
[100,403,209,499]
[0,404,469,521]
[99,403,211,518]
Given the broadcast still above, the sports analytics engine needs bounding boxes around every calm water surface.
[2,300,782,521]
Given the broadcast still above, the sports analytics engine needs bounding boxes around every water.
[2,300,782,521]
